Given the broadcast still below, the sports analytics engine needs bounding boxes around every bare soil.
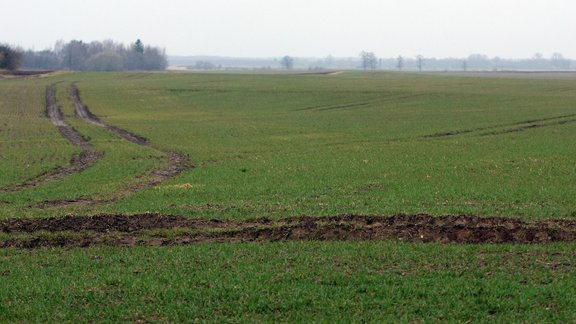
[0,70,53,77]
[1,214,575,249]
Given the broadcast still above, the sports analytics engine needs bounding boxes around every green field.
[1,71,575,321]
[2,72,576,218]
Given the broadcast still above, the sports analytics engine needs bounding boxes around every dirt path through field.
[1,214,575,249]
[0,84,103,193]
[69,83,189,196]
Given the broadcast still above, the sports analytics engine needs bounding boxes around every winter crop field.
[1,71,575,321]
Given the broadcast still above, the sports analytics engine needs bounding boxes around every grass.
[4,70,570,219]
[1,71,576,322]
[0,78,76,188]
[1,242,575,322]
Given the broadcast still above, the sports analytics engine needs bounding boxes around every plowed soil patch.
[1,214,575,249]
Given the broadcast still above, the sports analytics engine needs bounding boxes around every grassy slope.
[1,242,575,322]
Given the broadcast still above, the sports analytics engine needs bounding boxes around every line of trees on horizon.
[8,39,168,71]
[357,52,573,71]
[182,53,575,72]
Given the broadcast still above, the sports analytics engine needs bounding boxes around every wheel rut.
[0,84,103,193]
[62,83,189,199]
[422,113,576,139]
[1,214,575,249]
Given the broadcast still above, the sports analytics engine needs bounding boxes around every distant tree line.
[357,52,574,72]
[21,39,167,71]
[374,53,574,71]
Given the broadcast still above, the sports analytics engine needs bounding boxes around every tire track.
[68,83,189,195]
[0,84,103,193]
[422,113,576,139]
[1,214,575,249]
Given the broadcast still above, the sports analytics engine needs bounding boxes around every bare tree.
[360,51,377,70]
[325,55,334,67]
[416,55,424,72]
[62,40,89,70]
[396,56,403,71]
[84,52,124,71]
[280,56,294,70]
[551,52,569,70]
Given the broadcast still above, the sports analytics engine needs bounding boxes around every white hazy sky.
[3,0,575,58]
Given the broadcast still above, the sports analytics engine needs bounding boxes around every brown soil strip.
[0,70,54,77]
[67,83,189,195]
[0,84,103,193]
[1,214,575,249]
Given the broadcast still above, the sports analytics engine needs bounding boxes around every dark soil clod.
[1,214,575,249]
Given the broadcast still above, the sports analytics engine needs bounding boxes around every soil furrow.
[1,214,575,249]
[0,84,103,193]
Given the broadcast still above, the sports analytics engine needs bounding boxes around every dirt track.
[70,84,149,145]
[1,214,575,249]
[0,84,103,193]
[69,83,189,193]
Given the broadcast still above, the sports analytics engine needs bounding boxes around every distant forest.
[21,39,167,71]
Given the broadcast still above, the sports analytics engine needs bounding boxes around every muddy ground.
[1,214,575,249]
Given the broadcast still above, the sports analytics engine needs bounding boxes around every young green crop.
[1,242,575,322]
[1,71,576,219]
[0,78,76,188]
[20,71,573,220]
[1,72,576,322]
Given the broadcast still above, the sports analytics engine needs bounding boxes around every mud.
[1,214,575,249]
[0,85,104,193]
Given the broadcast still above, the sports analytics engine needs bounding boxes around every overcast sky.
[4,0,575,58]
